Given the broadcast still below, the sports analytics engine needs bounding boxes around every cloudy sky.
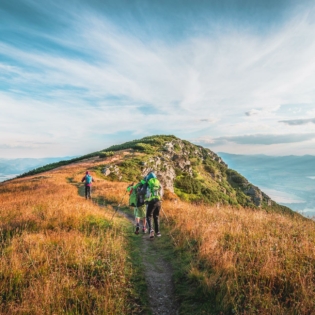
[1,0,315,158]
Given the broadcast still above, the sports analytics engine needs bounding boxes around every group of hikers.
[127,171,163,239]
[81,170,163,239]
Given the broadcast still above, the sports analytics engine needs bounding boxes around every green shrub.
[204,164,216,174]
[99,151,114,158]
[174,175,203,195]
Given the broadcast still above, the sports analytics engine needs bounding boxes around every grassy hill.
[18,135,297,216]
[1,135,315,314]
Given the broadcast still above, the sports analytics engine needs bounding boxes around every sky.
[1,0,315,158]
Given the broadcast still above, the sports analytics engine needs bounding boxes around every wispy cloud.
[198,133,315,145]
[279,118,315,125]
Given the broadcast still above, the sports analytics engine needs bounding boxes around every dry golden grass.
[0,164,137,315]
[94,179,315,313]
[55,160,315,314]
[3,155,315,315]
[93,177,315,314]
[159,199,315,315]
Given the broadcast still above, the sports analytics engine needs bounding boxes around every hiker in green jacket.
[127,180,147,234]
[145,177,163,239]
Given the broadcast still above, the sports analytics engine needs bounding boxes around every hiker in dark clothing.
[81,171,94,199]
[145,176,163,239]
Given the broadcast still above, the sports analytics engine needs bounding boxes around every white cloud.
[260,188,306,204]
[1,5,315,157]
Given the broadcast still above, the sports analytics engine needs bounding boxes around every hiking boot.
[156,232,161,237]
[142,227,147,233]
[135,225,140,235]
[150,230,154,238]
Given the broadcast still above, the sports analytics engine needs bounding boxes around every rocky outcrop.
[245,186,263,207]
[244,185,272,207]
[102,165,122,180]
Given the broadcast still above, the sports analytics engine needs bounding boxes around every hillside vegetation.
[1,135,314,315]
[0,163,144,314]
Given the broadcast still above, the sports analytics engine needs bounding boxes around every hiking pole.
[111,190,128,221]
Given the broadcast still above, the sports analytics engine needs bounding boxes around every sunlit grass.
[96,178,315,314]
[3,154,315,315]
[159,199,315,315]
[0,164,140,315]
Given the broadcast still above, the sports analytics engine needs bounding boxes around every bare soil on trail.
[120,211,179,315]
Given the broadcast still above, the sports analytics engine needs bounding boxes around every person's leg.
[87,186,91,199]
[153,201,161,234]
[85,185,88,199]
[142,217,147,232]
[134,208,140,234]
[146,201,154,235]
[136,205,147,232]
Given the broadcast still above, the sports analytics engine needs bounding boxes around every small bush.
[99,151,114,158]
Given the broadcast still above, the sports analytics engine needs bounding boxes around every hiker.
[81,171,94,199]
[127,180,147,234]
[145,174,163,239]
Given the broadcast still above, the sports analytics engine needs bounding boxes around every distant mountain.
[218,153,315,217]
[0,157,76,182]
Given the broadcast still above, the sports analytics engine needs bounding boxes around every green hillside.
[18,135,296,216]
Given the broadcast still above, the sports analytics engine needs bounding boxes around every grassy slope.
[3,135,315,314]
[153,199,315,315]
[94,162,315,315]
[0,161,147,315]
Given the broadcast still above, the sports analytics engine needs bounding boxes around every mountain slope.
[91,135,296,216]
[17,135,296,216]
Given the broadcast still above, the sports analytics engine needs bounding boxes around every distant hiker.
[81,171,94,199]
[145,174,163,239]
[127,180,147,234]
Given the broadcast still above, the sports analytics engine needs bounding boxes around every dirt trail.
[119,211,179,315]
[74,176,178,314]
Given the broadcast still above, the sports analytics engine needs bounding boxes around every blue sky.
[1,0,315,158]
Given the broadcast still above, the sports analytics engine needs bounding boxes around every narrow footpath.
[118,210,179,315]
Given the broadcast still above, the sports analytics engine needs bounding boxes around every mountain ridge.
[16,135,297,217]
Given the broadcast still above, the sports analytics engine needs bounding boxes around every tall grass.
[3,155,315,315]
[95,179,315,314]
[0,165,140,315]
[160,199,315,314]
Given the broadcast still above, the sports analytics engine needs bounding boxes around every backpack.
[129,189,137,207]
[148,178,162,199]
[85,174,92,184]
[136,183,147,207]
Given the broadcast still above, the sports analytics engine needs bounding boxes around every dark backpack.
[136,183,147,207]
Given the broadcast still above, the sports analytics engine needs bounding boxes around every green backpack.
[129,188,137,207]
[148,178,162,199]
